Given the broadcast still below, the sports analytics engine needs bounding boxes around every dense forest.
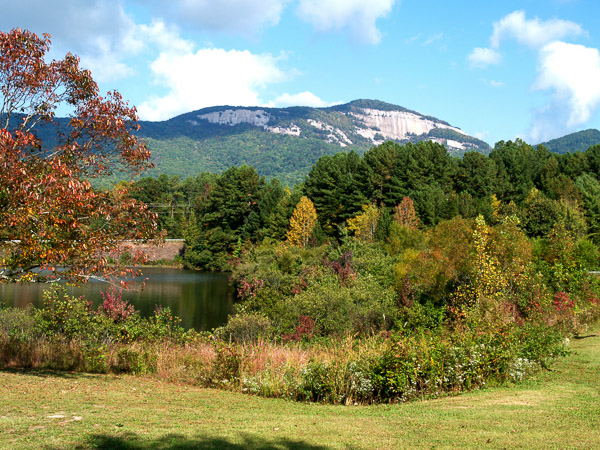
[132,138,600,266]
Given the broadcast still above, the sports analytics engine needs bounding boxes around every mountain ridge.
[538,129,600,154]
[134,99,490,185]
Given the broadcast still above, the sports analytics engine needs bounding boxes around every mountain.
[134,99,490,185]
[539,129,600,154]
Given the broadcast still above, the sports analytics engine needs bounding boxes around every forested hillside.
[540,129,600,154]
[132,99,491,185]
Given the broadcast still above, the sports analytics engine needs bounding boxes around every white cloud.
[489,80,504,88]
[467,47,502,68]
[473,131,489,141]
[167,0,288,34]
[0,0,141,83]
[469,10,598,141]
[423,33,443,46]
[490,10,584,49]
[136,20,194,54]
[405,34,421,45]
[296,0,396,44]
[528,41,600,141]
[270,91,334,107]
[137,48,287,121]
[468,10,585,69]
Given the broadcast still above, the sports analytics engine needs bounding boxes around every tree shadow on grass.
[1,367,105,380]
[85,432,332,449]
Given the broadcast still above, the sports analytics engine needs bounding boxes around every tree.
[200,165,265,241]
[363,142,402,206]
[303,152,366,235]
[0,29,160,283]
[182,165,266,270]
[287,196,317,248]
[575,174,600,242]
[453,151,498,199]
[522,188,561,238]
[347,203,381,242]
[489,139,550,203]
[392,196,420,229]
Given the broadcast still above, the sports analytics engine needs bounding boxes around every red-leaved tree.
[393,196,420,229]
[0,29,161,283]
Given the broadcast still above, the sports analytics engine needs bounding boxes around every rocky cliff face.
[350,108,467,142]
[197,109,270,127]
[177,99,489,154]
[195,109,301,136]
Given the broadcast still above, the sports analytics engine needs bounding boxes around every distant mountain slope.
[135,99,490,185]
[540,129,600,154]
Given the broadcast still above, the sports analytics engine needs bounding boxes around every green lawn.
[1,331,599,449]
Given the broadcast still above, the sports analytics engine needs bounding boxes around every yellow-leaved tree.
[347,204,380,242]
[287,196,318,248]
[452,215,509,322]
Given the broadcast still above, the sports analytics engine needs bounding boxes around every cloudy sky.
[2,0,600,145]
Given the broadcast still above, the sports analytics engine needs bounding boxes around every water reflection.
[0,268,235,331]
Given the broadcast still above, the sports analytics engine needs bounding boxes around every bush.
[299,361,336,402]
[288,276,398,336]
[575,238,600,270]
[126,306,186,343]
[216,313,273,343]
[98,288,135,322]
[0,306,39,342]
[36,285,95,340]
[213,343,241,386]
[115,347,158,374]
[398,301,446,333]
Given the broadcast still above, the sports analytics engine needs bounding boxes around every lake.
[0,267,236,331]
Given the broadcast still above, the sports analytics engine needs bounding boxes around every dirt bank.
[119,240,184,262]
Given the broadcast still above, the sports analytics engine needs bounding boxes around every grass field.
[1,331,599,449]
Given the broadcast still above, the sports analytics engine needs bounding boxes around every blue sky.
[2,0,600,145]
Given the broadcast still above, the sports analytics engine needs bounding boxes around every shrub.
[0,306,39,342]
[575,238,600,270]
[216,313,273,343]
[282,315,315,342]
[299,361,336,402]
[98,288,135,322]
[115,346,158,374]
[289,276,398,336]
[36,285,94,340]
[213,343,241,387]
[83,342,108,373]
[134,305,186,342]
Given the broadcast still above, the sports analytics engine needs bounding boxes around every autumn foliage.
[287,196,317,248]
[0,29,160,283]
[347,203,380,242]
[393,196,419,229]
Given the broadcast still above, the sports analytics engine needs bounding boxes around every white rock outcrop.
[307,119,353,147]
[198,109,271,127]
[266,125,301,136]
[192,105,479,151]
[350,109,467,142]
[197,109,302,136]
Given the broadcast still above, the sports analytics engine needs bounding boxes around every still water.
[0,268,236,331]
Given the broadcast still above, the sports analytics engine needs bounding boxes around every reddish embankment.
[119,240,184,263]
